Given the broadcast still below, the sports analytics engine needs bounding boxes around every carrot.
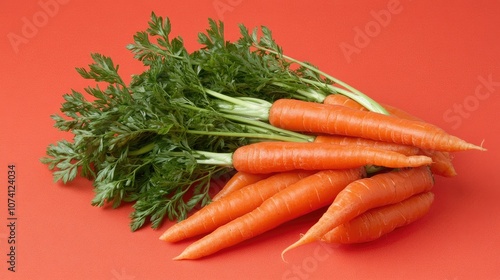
[160,171,313,242]
[325,95,441,132]
[322,191,435,244]
[314,135,420,156]
[173,168,364,260]
[420,149,456,177]
[323,94,367,110]
[325,94,457,176]
[324,95,458,177]
[324,95,426,124]
[232,142,432,174]
[281,166,434,255]
[383,104,430,123]
[383,103,457,177]
[211,171,273,201]
[269,98,484,152]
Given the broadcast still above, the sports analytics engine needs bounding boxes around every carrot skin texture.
[383,104,431,124]
[269,98,484,152]
[323,94,367,110]
[211,172,273,201]
[160,171,313,242]
[322,191,435,244]
[419,149,456,177]
[232,142,432,174]
[324,94,440,131]
[173,168,364,260]
[282,166,434,253]
[383,104,457,177]
[314,135,420,156]
[324,95,458,177]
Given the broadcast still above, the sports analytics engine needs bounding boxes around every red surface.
[1,0,499,279]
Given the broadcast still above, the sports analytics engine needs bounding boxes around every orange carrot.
[173,168,364,260]
[324,94,437,128]
[282,166,434,255]
[323,94,367,110]
[232,142,432,174]
[314,135,420,156]
[324,95,458,177]
[160,171,313,242]
[322,191,435,244]
[383,104,429,124]
[419,149,456,177]
[383,103,457,177]
[324,94,425,123]
[269,98,484,152]
[324,94,458,176]
[211,171,273,201]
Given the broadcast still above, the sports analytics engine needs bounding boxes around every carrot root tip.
[281,237,313,260]
[159,233,167,241]
[477,140,487,151]
[172,252,188,261]
[159,231,175,242]
[280,252,290,264]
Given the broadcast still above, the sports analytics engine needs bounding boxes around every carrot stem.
[205,88,272,120]
[270,81,327,102]
[191,151,233,166]
[185,130,312,143]
[251,44,388,114]
[220,113,313,142]
[128,142,156,156]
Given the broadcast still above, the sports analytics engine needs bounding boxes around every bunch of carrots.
[41,13,485,260]
[160,93,485,260]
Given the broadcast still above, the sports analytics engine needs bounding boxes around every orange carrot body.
[160,171,313,242]
[322,191,435,244]
[383,104,427,123]
[282,166,434,254]
[419,149,456,177]
[323,94,428,125]
[211,171,272,201]
[314,135,420,156]
[232,142,432,174]
[383,104,457,177]
[324,95,457,177]
[323,94,367,110]
[269,98,483,152]
[173,168,364,260]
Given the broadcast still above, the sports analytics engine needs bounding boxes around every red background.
[1,0,499,279]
